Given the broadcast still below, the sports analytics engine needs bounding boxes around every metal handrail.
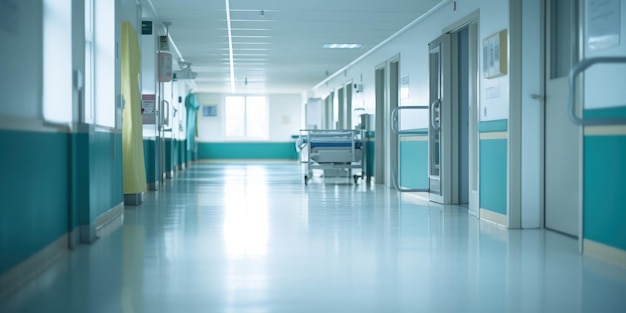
[390,105,430,193]
[568,56,626,126]
[391,105,429,135]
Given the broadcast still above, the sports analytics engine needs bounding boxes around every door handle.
[162,100,170,125]
[391,107,399,134]
[430,99,441,131]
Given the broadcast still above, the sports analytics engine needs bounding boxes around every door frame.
[386,55,401,189]
[374,64,386,184]
[445,14,480,214]
[428,34,452,204]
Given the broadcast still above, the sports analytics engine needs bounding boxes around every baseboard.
[480,208,508,228]
[80,202,124,244]
[584,239,626,269]
[95,202,124,231]
[0,234,69,301]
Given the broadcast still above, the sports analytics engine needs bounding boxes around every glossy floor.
[1,162,626,312]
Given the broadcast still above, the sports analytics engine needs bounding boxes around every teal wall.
[143,139,157,184]
[584,134,626,251]
[198,142,298,159]
[0,129,69,274]
[399,136,428,189]
[165,138,173,172]
[0,128,123,276]
[583,107,626,251]
[365,131,375,177]
[89,132,123,219]
[478,120,508,216]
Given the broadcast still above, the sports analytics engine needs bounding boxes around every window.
[94,0,116,127]
[43,0,72,124]
[225,96,268,139]
[84,0,94,124]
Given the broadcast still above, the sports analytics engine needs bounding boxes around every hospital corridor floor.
[1,161,625,312]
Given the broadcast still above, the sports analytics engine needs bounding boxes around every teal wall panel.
[75,133,90,225]
[399,139,428,189]
[584,106,626,119]
[143,140,156,183]
[479,139,507,215]
[197,142,298,159]
[89,132,123,219]
[478,120,508,133]
[172,140,179,168]
[584,135,626,251]
[165,138,172,172]
[364,140,375,177]
[0,129,69,274]
[365,131,375,177]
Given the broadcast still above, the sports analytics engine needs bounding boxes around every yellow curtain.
[121,22,147,194]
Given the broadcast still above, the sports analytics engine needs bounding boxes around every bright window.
[43,0,72,124]
[94,0,116,127]
[225,96,268,139]
[84,0,95,124]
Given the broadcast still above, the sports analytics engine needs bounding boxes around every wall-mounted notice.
[142,94,156,124]
[482,30,508,78]
[401,75,410,99]
[202,105,217,117]
[587,0,620,51]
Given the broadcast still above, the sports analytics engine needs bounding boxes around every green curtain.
[185,93,200,153]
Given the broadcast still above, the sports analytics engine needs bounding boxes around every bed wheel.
[304,175,308,185]
[353,175,359,184]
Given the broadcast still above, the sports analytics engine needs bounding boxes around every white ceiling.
[143,0,443,94]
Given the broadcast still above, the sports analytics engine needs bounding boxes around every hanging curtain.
[121,21,147,194]
[185,93,200,155]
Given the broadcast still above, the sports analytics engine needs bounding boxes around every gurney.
[297,129,365,185]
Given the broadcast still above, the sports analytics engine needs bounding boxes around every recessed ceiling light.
[323,43,363,49]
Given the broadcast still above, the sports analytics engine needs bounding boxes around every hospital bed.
[296,129,364,185]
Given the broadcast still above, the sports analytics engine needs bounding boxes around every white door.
[428,34,452,204]
[544,0,581,237]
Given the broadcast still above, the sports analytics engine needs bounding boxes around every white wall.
[309,0,510,123]
[269,94,302,140]
[196,93,303,142]
[120,0,139,30]
[0,1,43,121]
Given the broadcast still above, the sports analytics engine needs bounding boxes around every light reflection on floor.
[0,161,625,313]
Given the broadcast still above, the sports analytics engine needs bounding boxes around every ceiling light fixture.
[322,43,363,49]
[224,0,235,93]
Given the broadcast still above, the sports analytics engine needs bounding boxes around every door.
[428,35,452,204]
[387,59,400,188]
[375,66,386,184]
[544,0,581,237]
[455,27,470,207]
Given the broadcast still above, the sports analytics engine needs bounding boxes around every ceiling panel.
[143,0,443,94]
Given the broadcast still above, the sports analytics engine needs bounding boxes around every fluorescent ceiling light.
[323,43,363,49]
[225,0,235,93]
